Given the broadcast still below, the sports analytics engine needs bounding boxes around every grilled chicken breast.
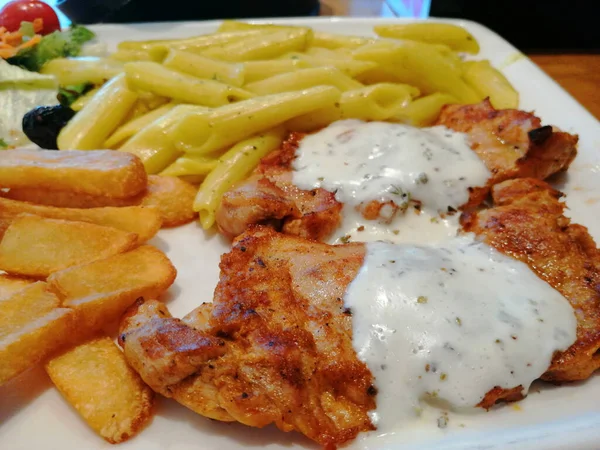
[216,100,577,240]
[120,182,600,445]
[462,178,600,382]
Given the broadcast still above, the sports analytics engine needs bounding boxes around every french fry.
[46,337,155,444]
[0,282,75,385]
[0,215,138,278]
[3,175,195,228]
[0,197,161,243]
[137,175,197,227]
[47,245,176,332]
[0,274,34,299]
[0,149,147,199]
[0,282,60,339]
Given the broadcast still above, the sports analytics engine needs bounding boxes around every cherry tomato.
[0,0,61,35]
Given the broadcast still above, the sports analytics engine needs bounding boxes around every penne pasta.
[70,87,100,112]
[304,46,354,59]
[311,31,375,49]
[163,49,245,86]
[374,23,480,54]
[108,49,158,62]
[353,41,480,103]
[124,61,254,107]
[160,156,219,178]
[245,67,363,95]
[119,104,207,174]
[202,28,313,62]
[173,85,341,155]
[118,30,267,52]
[281,52,377,77]
[57,74,138,151]
[287,83,419,131]
[394,92,459,126]
[40,57,124,86]
[462,60,519,109]
[243,59,313,83]
[193,127,286,229]
[216,20,294,33]
[105,102,177,149]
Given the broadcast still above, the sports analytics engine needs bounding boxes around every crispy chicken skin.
[216,100,578,240]
[120,227,375,448]
[462,178,600,383]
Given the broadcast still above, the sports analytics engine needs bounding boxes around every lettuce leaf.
[7,25,96,72]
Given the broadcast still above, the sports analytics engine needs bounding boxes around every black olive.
[22,105,76,150]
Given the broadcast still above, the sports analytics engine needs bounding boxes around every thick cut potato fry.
[0,197,161,243]
[46,337,155,444]
[137,175,197,227]
[0,282,60,339]
[0,274,34,299]
[3,176,196,228]
[374,23,480,54]
[47,245,176,332]
[0,215,138,278]
[0,149,147,199]
[0,307,74,385]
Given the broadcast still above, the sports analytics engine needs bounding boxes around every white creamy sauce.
[291,119,491,244]
[346,236,577,434]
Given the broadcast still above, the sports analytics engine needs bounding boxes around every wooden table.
[321,0,600,119]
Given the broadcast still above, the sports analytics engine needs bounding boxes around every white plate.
[1,17,600,450]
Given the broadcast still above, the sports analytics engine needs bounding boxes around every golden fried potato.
[0,308,74,385]
[46,337,155,444]
[0,215,138,278]
[0,274,34,299]
[0,197,161,242]
[47,245,176,331]
[0,149,147,198]
[0,282,61,338]
[2,188,133,208]
[138,175,197,227]
[3,175,197,228]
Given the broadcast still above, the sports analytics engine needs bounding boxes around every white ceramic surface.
[1,17,599,450]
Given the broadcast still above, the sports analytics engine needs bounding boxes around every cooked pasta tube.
[462,60,518,109]
[243,59,313,83]
[119,105,207,174]
[287,83,418,131]
[217,20,294,33]
[374,23,480,54]
[172,85,341,155]
[245,67,362,95]
[57,74,138,150]
[160,156,218,178]
[70,87,100,112]
[40,57,124,86]
[201,28,313,62]
[163,49,245,86]
[118,30,267,52]
[395,92,459,126]
[193,127,286,229]
[353,41,480,103]
[124,61,254,107]
[311,31,375,49]
[105,103,177,148]
[281,52,377,77]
